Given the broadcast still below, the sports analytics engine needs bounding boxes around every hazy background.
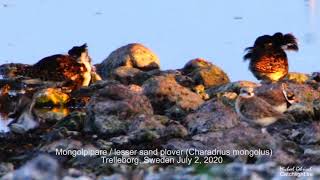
[0,0,319,81]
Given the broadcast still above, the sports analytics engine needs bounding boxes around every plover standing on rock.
[235,87,291,132]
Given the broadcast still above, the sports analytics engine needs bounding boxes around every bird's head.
[68,43,91,64]
[272,32,299,51]
[244,35,273,60]
[239,87,255,98]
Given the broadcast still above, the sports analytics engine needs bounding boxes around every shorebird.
[235,87,288,128]
[255,83,297,113]
[26,44,101,89]
[244,32,298,82]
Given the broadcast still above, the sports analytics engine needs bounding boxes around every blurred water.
[0,116,13,133]
[0,0,319,81]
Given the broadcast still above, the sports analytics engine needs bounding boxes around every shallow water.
[0,115,13,133]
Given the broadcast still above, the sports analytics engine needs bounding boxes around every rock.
[98,43,160,79]
[67,145,105,172]
[2,155,60,180]
[84,83,153,135]
[301,122,320,144]
[192,84,210,100]
[223,162,277,180]
[182,58,214,74]
[128,84,143,94]
[313,100,320,120]
[185,100,239,134]
[54,111,86,131]
[0,63,31,78]
[191,123,276,160]
[89,115,128,136]
[94,139,113,150]
[110,66,159,85]
[0,163,14,177]
[62,168,95,180]
[272,149,298,166]
[175,73,195,88]
[163,139,209,151]
[127,114,165,142]
[142,75,204,116]
[301,146,320,166]
[284,72,310,83]
[182,58,230,88]
[285,83,320,103]
[164,105,187,119]
[286,102,314,121]
[160,121,188,138]
[206,81,258,98]
[34,88,70,107]
[126,114,187,143]
[97,174,126,180]
[34,108,69,122]
[110,135,130,145]
[40,139,83,153]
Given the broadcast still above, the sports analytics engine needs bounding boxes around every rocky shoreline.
[1,43,320,179]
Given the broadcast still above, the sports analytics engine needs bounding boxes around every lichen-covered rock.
[300,122,320,144]
[182,58,230,88]
[54,111,86,131]
[84,83,153,135]
[286,83,320,103]
[287,102,315,121]
[127,114,165,142]
[2,155,60,180]
[99,43,160,79]
[185,99,239,134]
[34,88,70,107]
[206,81,258,98]
[284,72,310,84]
[142,75,204,116]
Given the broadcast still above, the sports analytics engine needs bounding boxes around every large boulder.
[185,99,239,135]
[182,58,230,88]
[98,43,160,79]
[142,75,204,117]
[84,83,153,135]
